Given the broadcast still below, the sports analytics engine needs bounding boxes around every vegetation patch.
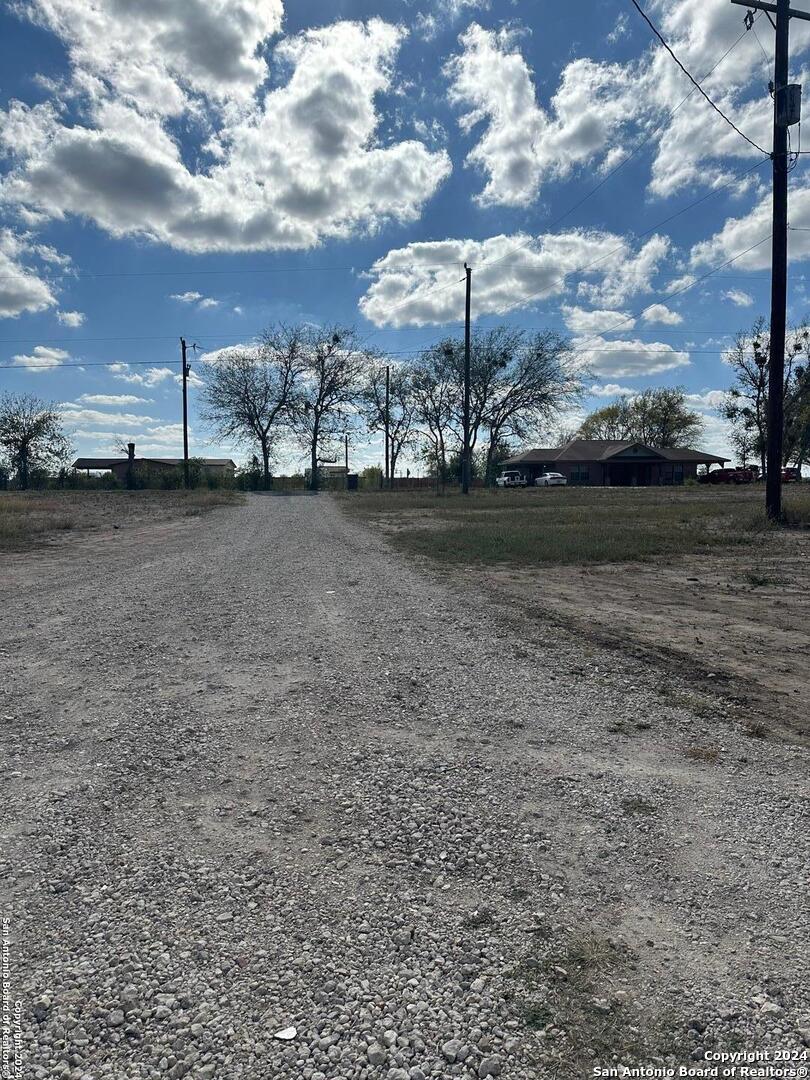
[339,486,809,567]
[0,490,241,552]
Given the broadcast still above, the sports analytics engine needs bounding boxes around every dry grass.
[684,745,721,764]
[337,485,809,567]
[0,489,242,551]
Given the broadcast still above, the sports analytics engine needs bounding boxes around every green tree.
[0,393,72,490]
[719,318,810,473]
[579,387,703,448]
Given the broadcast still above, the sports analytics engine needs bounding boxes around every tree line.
[199,323,581,489]
[1,315,808,490]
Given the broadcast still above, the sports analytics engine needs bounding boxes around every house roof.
[504,439,728,466]
[72,457,236,469]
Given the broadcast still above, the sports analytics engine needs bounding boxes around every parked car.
[705,467,754,484]
[495,470,528,488]
[535,472,567,487]
[782,467,802,483]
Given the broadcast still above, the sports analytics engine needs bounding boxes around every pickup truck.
[495,470,529,488]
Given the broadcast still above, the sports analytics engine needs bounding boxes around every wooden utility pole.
[384,364,390,490]
[180,337,190,488]
[462,263,472,495]
[732,0,810,519]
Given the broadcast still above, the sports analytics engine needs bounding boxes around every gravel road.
[2,494,808,1080]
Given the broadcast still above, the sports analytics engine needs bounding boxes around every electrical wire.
[477,12,767,274]
[627,0,770,155]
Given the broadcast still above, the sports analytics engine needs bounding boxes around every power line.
[627,0,770,155]
[478,14,766,275]
[566,233,773,355]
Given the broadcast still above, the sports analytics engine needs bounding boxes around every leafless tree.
[359,358,418,485]
[0,393,72,489]
[288,326,367,491]
[199,326,304,488]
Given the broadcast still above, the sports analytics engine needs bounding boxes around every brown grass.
[0,489,242,551]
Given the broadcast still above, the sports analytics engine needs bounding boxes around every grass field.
[0,489,242,551]
[338,485,810,565]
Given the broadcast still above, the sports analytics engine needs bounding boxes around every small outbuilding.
[503,439,728,487]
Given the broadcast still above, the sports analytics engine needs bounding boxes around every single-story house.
[503,439,728,487]
[72,442,236,482]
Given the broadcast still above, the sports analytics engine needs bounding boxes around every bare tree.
[289,326,367,491]
[199,327,303,488]
[411,346,457,485]
[359,358,418,485]
[0,393,71,489]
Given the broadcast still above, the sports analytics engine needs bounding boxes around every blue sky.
[2,0,810,470]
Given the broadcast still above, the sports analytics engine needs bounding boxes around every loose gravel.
[1,494,808,1079]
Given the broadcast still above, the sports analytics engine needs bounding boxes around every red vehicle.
[782,467,802,483]
[706,467,754,484]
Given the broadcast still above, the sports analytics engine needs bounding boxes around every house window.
[673,465,684,485]
[571,467,590,485]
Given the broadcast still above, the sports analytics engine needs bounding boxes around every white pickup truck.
[495,470,528,488]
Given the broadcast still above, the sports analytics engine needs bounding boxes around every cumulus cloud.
[12,344,68,370]
[22,0,284,114]
[110,363,175,386]
[56,309,85,326]
[643,303,682,325]
[589,382,636,397]
[572,336,691,378]
[171,291,203,303]
[446,24,635,207]
[689,184,810,269]
[0,230,57,317]
[722,288,754,307]
[0,16,450,253]
[443,2,794,207]
[360,229,669,327]
[562,306,635,334]
[685,389,727,409]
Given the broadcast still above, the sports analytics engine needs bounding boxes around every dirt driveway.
[1,495,808,1079]
[483,526,810,744]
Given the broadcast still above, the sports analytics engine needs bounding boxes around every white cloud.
[722,288,754,307]
[690,183,810,269]
[170,291,203,303]
[56,308,85,326]
[60,406,157,426]
[22,0,284,114]
[445,24,635,207]
[0,230,57,317]
[589,382,636,398]
[607,13,630,44]
[360,229,669,327]
[685,389,726,409]
[11,344,68,371]
[442,1,796,208]
[0,17,451,253]
[110,363,175,387]
[198,297,219,309]
[562,306,635,334]
[572,336,691,378]
[78,393,151,405]
[643,303,682,325]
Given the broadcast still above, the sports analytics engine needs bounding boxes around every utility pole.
[732,0,810,520]
[180,337,190,488]
[384,364,390,490]
[462,263,472,495]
